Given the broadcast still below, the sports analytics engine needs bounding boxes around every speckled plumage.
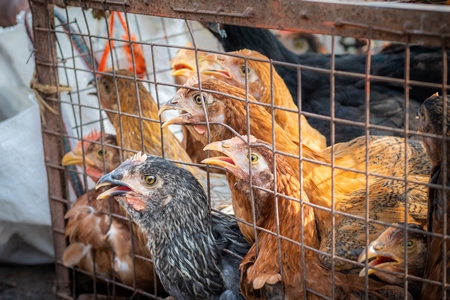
[96,155,250,300]
[358,224,427,299]
[94,70,232,209]
[161,79,431,256]
[418,94,450,299]
[317,174,429,272]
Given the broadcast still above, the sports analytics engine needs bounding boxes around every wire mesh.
[29,1,450,299]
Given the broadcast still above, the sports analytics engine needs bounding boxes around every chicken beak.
[201,54,231,79]
[202,69,231,79]
[158,99,181,116]
[87,78,98,96]
[357,246,380,277]
[170,65,195,77]
[201,141,238,169]
[158,99,187,128]
[95,173,132,200]
[61,151,84,166]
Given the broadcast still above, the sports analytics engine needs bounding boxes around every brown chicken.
[201,49,326,151]
[170,42,214,86]
[170,43,220,166]
[316,170,428,272]
[358,223,427,298]
[61,130,163,292]
[418,94,450,299]
[159,78,430,251]
[61,130,121,181]
[203,136,407,299]
[92,69,232,209]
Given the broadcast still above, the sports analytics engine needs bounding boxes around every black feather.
[99,155,249,300]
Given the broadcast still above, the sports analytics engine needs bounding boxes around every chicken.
[95,153,250,300]
[61,130,120,181]
[159,78,431,250]
[357,223,427,298]
[202,135,407,300]
[92,69,232,209]
[61,130,164,293]
[417,94,450,299]
[315,172,428,272]
[201,49,326,150]
[204,24,449,143]
[170,42,214,86]
[170,43,221,169]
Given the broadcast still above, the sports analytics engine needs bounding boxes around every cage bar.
[64,0,450,47]
[27,0,450,299]
[30,0,71,297]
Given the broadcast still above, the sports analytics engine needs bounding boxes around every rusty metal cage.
[29,0,450,299]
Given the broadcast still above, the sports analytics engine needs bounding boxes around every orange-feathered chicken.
[159,78,430,250]
[203,136,408,299]
[418,94,450,299]
[61,130,164,293]
[170,42,214,86]
[92,69,232,209]
[201,49,326,151]
[358,223,427,299]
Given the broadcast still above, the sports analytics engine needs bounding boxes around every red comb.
[74,130,103,152]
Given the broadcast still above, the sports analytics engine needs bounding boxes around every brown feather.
[168,79,430,248]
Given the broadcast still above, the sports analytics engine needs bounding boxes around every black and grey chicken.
[95,153,249,300]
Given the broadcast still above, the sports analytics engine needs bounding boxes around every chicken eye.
[193,94,204,105]
[239,65,250,74]
[250,153,259,164]
[103,81,111,94]
[97,149,107,157]
[407,240,414,248]
[144,175,157,186]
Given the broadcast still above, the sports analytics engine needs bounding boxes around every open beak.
[358,245,398,277]
[87,77,98,96]
[202,69,231,79]
[61,151,85,166]
[158,100,180,116]
[95,173,132,200]
[200,54,232,79]
[170,62,195,77]
[158,99,189,128]
[201,141,238,169]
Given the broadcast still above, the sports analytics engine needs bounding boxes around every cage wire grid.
[29,0,450,299]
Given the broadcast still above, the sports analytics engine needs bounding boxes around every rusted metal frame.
[436,35,450,296]
[401,36,412,298]
[119,9,147,293]
[362,30,373,299]
[296,62,308,297]
[64,0,450,47]
[329,29,337,299]
[184,20,215,216]
[267,55,285,288]
[30,0,71,298]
